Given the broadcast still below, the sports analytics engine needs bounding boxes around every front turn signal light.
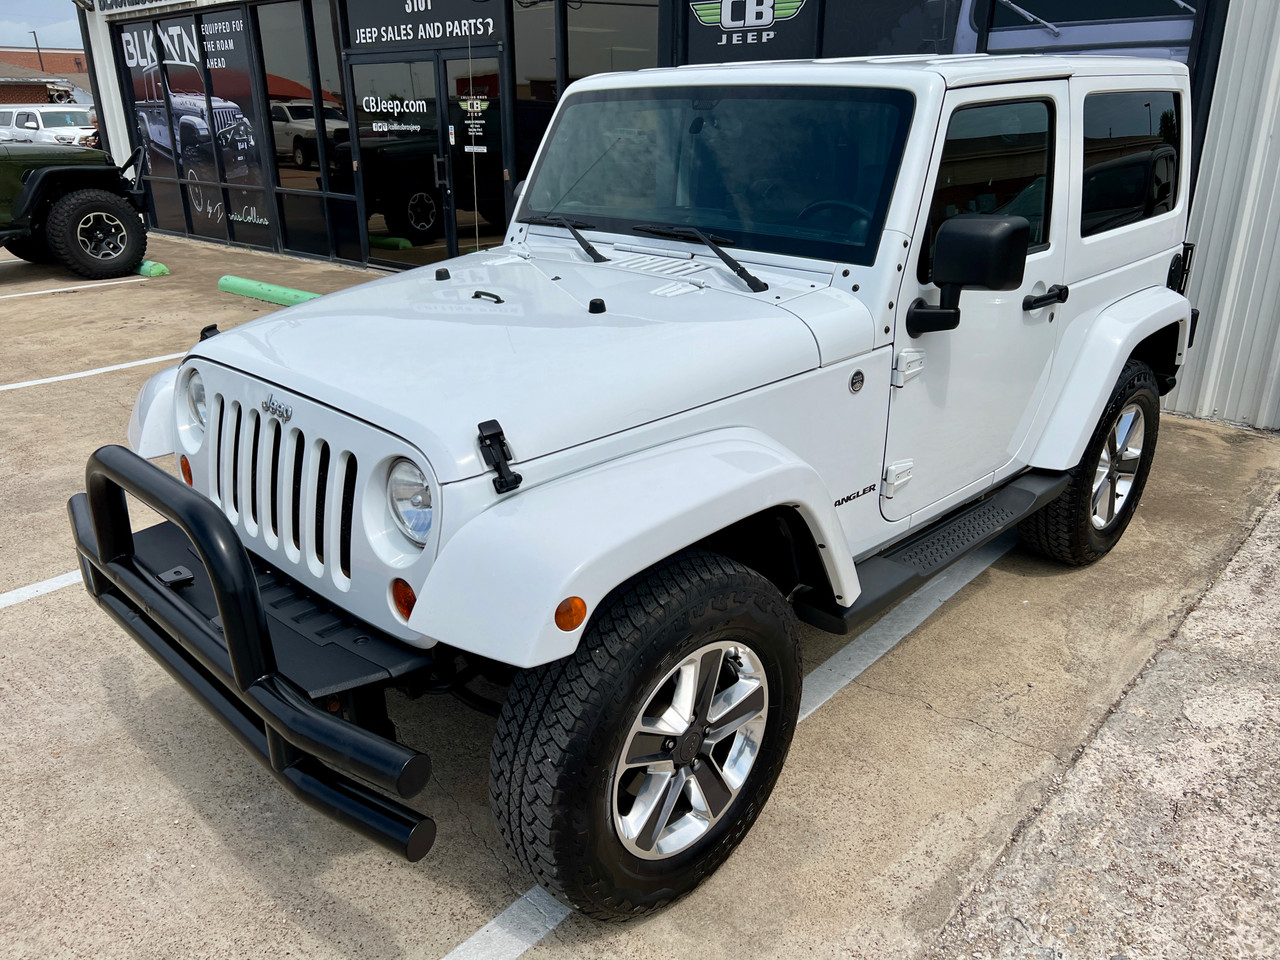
[555,596,587,632]
[179,455,193,486]
[391,578,417,620]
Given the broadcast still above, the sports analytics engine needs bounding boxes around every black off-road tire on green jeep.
[1019,359,1160,565]
[489,550,801,920]
[46,188,147,280]
[3,231,55,264]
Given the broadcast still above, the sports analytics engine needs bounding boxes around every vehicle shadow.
[102,654,527,958]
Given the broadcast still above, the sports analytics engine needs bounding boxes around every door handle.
[434,156,447,189]
[1023,284,1069,312]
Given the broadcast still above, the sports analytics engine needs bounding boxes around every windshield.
[290,104,315,120]
[38,110,90,127]
[522,85,915,266]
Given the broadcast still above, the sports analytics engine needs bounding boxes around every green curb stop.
[369,236,412,251]
[137,260,170,276]
[217,275,322,307]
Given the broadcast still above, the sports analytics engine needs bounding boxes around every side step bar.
[795,471,1069,636]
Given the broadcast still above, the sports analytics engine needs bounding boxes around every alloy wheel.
[1091,402,1145,529]
[76,211,127,261]
[612,640,769,860]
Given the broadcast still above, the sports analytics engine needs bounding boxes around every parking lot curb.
[216,275,321,306]
[136,260,170,277]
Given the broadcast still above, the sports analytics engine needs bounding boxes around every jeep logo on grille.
[262,394,293,422]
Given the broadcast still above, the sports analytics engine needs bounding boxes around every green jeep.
[0,141,148,279]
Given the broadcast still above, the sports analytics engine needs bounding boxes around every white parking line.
[0,276,148,300]
[0,571,81,612]
[440,888,571,960]
[0,353,185,392]
[439,532,1018,959]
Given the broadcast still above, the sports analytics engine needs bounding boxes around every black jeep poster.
[201,11,273,245]
[117,14,270,243]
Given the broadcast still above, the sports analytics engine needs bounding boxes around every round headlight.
[388,459,432,545]
[186,370,207,426]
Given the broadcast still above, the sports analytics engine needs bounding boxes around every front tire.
[1020,359,1160,565]
[490,551,801,920]
[45,189,147,280]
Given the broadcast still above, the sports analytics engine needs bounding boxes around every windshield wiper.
[996,0,1060,37]
[520,215,609,263]
[632,224,768,293]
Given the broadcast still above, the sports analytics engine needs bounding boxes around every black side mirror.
[907,215,1030,338]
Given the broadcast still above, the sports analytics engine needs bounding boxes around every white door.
[882,82,1069,523]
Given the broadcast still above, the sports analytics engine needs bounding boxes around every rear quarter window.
[1081,90,1180,237]
[0,111,12,126]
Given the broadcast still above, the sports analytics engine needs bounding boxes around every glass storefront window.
[228,188,274,246]
[258,2,323,192]
[280,192,329,255]
[312,0,351,190]
[118,20,177,178]
[159,16,229,241]
[201,11,267,191]
[513,0,557,180]
[148,179,187,233]
[446,56,507,249]
[350,60,443,265]
[568,0,659,81]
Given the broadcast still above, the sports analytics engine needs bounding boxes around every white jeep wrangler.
[70,54,1196,919]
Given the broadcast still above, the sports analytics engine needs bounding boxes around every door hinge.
[882,460,914,498]
[478,419,523,494]
[891,348,925,387]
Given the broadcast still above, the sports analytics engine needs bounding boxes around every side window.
[0,111,11,126]
[1081,91,1180,237]
[271,106,288,122]
[918,99,1052,283]
[17,112,36,128]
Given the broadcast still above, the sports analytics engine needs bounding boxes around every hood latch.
[478,420,523,494]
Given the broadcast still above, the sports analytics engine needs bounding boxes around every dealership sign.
[687,0,818,62]
[347,0,504,50]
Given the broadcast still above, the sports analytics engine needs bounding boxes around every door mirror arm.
[906,285,961,338]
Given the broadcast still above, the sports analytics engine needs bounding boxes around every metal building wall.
[1166,0,1280,429]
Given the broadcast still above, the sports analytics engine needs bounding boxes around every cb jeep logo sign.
[690,0,806,30]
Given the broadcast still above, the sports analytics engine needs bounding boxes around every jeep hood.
[190,250,822,482]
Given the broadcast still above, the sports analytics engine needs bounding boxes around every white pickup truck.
[71,53,1196,919]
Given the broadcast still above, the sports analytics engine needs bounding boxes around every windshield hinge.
[882,460,914,499]
[891,348,926,388]
[478,420,523,494]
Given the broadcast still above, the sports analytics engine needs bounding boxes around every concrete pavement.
[931,485,1280,960]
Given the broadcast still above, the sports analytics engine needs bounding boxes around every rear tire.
[1019,359,1160,565]
[490,551,801,920]
[46,188,147,280]
[3,231,55,264]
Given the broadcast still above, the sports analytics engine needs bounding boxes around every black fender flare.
[10,165,145,229]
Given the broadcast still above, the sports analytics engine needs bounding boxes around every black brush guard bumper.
[67,445,436,861]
